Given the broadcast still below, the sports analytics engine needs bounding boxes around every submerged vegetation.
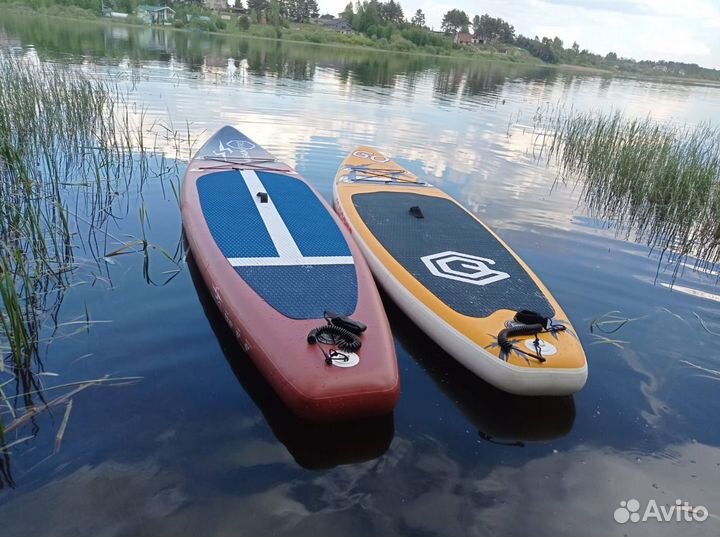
[535,109,720,275]
[0,51,189,485]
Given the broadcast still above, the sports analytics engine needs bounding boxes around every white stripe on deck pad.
[228,256,354,267]
[240,170,302,258]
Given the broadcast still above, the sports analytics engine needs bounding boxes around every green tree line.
[3,0,719,80]
[339,1,720,81]
[247,0,319,24]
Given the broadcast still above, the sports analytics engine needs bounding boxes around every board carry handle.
[409,206,424,218]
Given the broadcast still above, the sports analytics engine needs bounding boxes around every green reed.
[1,53,114,372]
[535,108,720,275]
[0,51,191,458]
[0,51,189,357]
[0,53,194,483]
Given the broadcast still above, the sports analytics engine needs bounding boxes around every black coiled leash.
[307,312,366,366]
[496,310,567,363]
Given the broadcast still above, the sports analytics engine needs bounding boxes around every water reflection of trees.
[244,42,315,80]
[2,12,559,98]
[433,61,558,103]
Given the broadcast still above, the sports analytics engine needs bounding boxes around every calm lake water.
[1,13,720,537]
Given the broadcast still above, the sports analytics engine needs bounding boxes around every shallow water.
[1,14,720,537]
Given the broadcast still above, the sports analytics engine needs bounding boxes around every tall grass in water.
[1,53,122,373]
[536,109,720,275]
[0,52,185,479]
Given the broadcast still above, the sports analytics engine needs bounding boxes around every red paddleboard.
[181,127,399,422]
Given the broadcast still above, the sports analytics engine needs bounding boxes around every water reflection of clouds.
[123,65,578,235]
[2,437,719,537]
[117,52,719,222]
[618,346,671,428]
[660,284,720,304]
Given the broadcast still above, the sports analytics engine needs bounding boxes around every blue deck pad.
[196,169,358,319]
[197,171,278,258]
[257,171,351,258]
[235,265,358,319]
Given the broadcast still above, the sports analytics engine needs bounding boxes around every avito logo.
[614,498,709,524]
[421,251,510,286]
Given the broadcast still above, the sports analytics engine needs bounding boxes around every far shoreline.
[5,7,720,87]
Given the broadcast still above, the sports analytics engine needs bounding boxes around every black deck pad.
[352,192,555,319]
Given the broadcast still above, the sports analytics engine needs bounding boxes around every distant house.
[454,32,476,45]
[110,11,129,19]
[225,5,247,15]
[312,17,353,33]
[136,5,175,24]
[203,0,228,12]
[102,8,129,19]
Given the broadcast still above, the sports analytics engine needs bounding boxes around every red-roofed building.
[454,32,478,45]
